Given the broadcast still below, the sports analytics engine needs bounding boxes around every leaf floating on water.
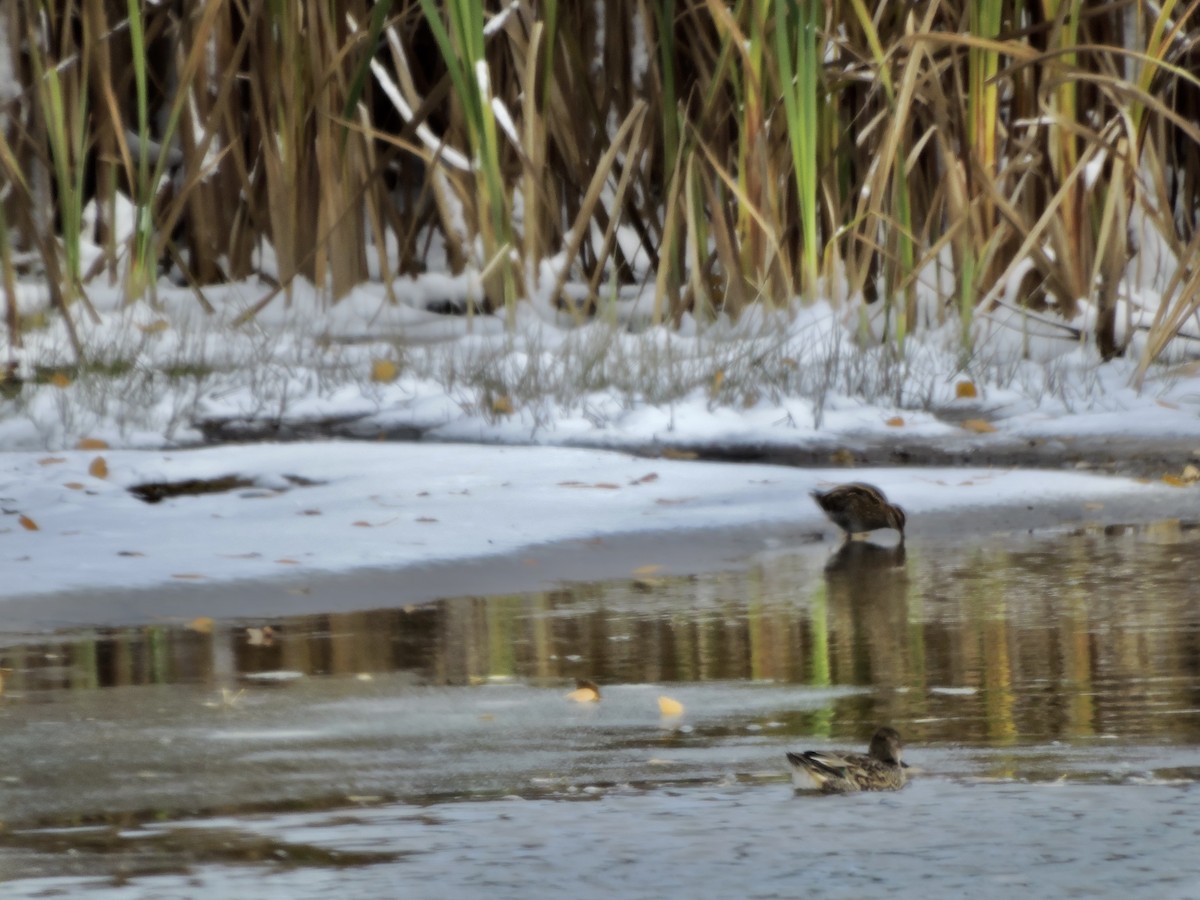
[491,394,514,415]
[48,371,72,389]
[567,679,601,702]
[1161,474,1187,487]
[38,457,67,466]
[201,687,245,709]
[275,557,300,565]
[88,456,108,479]
[960,418,997,433]
[658,695,684,717]
[631,472,659,485]
[188,617,214,634]
[955,380,978,399]
[77,437,109,450]
[370,359,399,383]
[885,416,905,427]
[64,482,85,490]
[18,514,38,531]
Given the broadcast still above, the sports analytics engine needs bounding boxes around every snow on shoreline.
[1,274,1199,605]
[0,440,1189,604]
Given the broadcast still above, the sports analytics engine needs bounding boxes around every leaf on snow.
[371,359,399,383]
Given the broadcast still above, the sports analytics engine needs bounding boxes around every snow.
[2,251,1200,605]
[0,441,1187,603]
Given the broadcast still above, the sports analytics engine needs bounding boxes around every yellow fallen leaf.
[18,514,39,531]
[1162,474,1187,487]
[49,372,72,389]
[885,416,905,427]
[955,381,978,399]
[658,695,684,717]
[64,482,85,490]
[188,617,214,634]
[137,319,170,334]
[661,448,697,460]
[88,456,108,479]
[77,438,109,450]
[710,369,725,394]
[960,418,997,433]
[38,457,67,466]
[567,678,601,702]
[492,395,514,415]
[371,359,399,383]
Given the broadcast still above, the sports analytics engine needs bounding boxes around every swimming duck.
[810,482,906,542]
[786,726,907,793]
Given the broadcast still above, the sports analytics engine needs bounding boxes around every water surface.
[2,522,1199,897]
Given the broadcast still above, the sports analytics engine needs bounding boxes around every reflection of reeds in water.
[5,531,1200,747]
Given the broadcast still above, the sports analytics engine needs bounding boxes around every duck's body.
[786,727,907,793]
[811,482,906,541]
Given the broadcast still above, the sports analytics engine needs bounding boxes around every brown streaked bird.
[786,727,907,793]
[810,482,906,542]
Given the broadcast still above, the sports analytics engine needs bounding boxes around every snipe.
[810,482,906,542]
[786,726,907,793]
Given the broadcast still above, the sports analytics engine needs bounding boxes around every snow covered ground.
[1,441,1194,607]
[1,274,1199,606]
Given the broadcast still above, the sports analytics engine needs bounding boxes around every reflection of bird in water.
[786,726,908,793]
[823,539,907,574]
[811,482,906,543]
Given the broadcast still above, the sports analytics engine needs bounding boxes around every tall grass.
[2,1,1200,374]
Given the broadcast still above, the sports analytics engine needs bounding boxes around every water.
[2,522,1200,897]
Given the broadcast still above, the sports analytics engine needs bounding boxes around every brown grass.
[1,1,1199,374]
